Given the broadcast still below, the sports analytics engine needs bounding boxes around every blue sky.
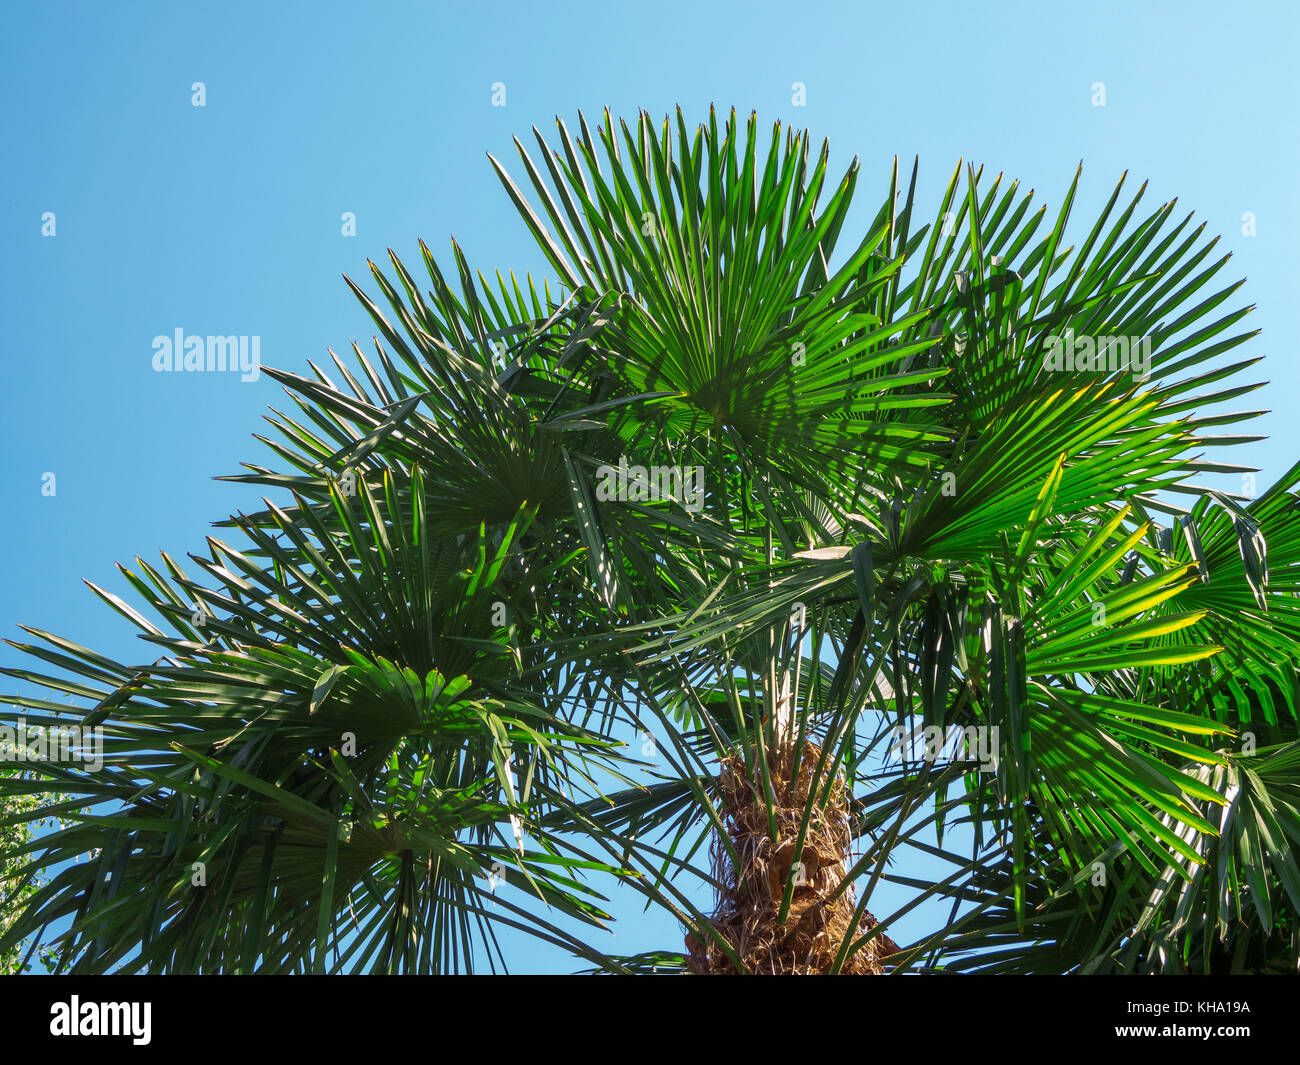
[2,0,1298,972]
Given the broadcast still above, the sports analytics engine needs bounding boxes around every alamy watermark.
[890,722,1000,773]
[1,717,104,772]
[595,455,704,512]
[50,997,150,1045]
[152,328,261,382]
[1041,329,1152,382]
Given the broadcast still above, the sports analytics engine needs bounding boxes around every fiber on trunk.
[685,741,897,975]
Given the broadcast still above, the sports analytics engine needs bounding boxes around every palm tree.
[3,107,1299,974]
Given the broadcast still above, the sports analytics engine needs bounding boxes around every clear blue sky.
[2,0,1298,972]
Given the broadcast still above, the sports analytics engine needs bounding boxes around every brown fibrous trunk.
[685,741,897,975]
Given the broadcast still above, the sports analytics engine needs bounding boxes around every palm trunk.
[685,738,898,974]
